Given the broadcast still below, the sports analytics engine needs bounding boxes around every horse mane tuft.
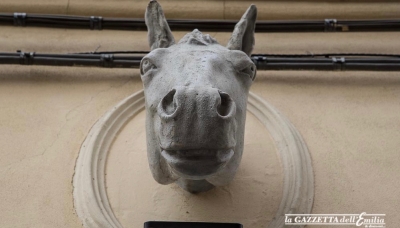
[178,29,219,46]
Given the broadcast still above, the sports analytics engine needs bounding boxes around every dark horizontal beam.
[1,13,400,32]
[1,51,400,71]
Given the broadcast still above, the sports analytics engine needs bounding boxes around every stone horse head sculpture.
[141,0,257,193]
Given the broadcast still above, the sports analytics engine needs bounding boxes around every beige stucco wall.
[1,1,400,227]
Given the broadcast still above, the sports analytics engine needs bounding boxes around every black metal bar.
[144,221,242,228]
[1,13,400,32]
[1,51,400,71]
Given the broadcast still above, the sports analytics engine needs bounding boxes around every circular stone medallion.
[73,90,314,228]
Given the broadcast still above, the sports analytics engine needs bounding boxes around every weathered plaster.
[0,66,141,228]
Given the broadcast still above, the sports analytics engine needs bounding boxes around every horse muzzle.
[156,86,237,179]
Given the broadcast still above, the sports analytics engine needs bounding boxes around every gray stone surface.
[141,0,257,193]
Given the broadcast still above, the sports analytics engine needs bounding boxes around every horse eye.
[140,59,157,75]
[240,64,256,81]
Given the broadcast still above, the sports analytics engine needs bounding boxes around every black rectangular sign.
[144,221,243,228]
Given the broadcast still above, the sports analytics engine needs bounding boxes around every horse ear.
[145,0,175,50]
[226,5,257,56]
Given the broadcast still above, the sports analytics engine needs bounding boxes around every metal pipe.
[1,51,400,71]
[1,13,400,32]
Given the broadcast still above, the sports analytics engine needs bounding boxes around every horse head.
[141,0,257,193]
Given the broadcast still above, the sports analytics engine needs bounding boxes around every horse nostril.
[217,91,236,118]
[158,89,177,117]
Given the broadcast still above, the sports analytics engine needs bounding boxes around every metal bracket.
[251,56,259,62]
[332,57,345,70]
[251,56,260,68]
[17,51,35,65]
[324,19,337,32]
[90,16,103,30]
[13,13,27,26]
[251,56,267,62]
[100,54,114,67]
